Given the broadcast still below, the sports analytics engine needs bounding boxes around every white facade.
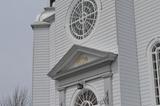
[31,0,160,106]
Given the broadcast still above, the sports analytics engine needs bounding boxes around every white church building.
[31,0,160,106]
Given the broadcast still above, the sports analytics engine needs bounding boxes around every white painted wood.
[31,0,158,106]
[66,86,77,106]
[49,0,120,105]
[32,27,50,106]
[134,0,160,106]
[65,78,105,106]
[116,0,141,106]
[86,78,105,101]
[49,20,56,106]
[146,38,160,106]
[53,0,118,64]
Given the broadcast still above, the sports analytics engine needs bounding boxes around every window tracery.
[151,42,160,105]
[74,89,98,106]
[69,0,98,40]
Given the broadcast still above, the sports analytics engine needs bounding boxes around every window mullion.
[156,50,160,104]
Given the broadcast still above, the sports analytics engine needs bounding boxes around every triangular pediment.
[48,45,117,80]
[68,53,99,69]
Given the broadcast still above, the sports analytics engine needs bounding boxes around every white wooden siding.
[32,0,160,106]
[87,78,105,101]
[54,0,118,64]
[49,0,120,106]
[134,0,160,106]
[66,86,77,106]
[116,0,141,106]
[49,23,56,106]
[112,59,121,106]
[32,28,50,106]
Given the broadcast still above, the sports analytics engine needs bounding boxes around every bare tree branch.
[0,87,31,106]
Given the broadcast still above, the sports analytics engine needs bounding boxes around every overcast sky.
[0,0,47,96]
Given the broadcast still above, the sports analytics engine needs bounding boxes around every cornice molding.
[31,21,50,29]
[48,45,117,80]
[56,72,113,90]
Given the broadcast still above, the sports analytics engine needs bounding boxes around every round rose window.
[69,0,98,40]
[74,89,98,106]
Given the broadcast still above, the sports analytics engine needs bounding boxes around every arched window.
[151,42,160,105]
[74,89,98,106]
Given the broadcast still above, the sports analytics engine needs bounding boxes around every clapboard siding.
[54,0,72,63]
[54,0,118,63]
[134,0,160,106]
[32,28,50,106]
[112,73,121,106]
[49,22,56,106]
[87,78,105,100]
[49,0,120,106]
[66,86,77,106]
[116,0,141,106]
[32,0,160,106]
[111,58,121,106]
[80,0,118,53]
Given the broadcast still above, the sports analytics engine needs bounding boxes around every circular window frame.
[65,0,101,44]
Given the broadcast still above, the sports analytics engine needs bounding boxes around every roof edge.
[48,45,118,79]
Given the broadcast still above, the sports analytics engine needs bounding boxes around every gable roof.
[48,45,117,80]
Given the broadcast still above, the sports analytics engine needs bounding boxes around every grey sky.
[0,0,47,96]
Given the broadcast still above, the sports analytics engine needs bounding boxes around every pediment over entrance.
[48,45,117,80]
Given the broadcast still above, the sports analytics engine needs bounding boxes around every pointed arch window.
[151,42,160,105]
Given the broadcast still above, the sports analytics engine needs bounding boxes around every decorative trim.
[31,22,50,29]
[35,7,55,23]
[101,72,113,78]
[59,89,66,106]
[57,72,112,91]
[44,7,55,11]
[70,84,98,106]
[69,0,98,40]
[65,0,102,44]
[147,37,160,106]
[43,14,55,23]
[103,76,113,106]
[58,87,66,91]
[146,37,160,57]
[73,89,98,106]
[48,44,117,80]
[53,57,114,80]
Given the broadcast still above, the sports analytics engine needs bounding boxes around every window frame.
[73,88,98,106]
[147,38,160,106]
[65,0,102,44]
[151,43,160,105]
